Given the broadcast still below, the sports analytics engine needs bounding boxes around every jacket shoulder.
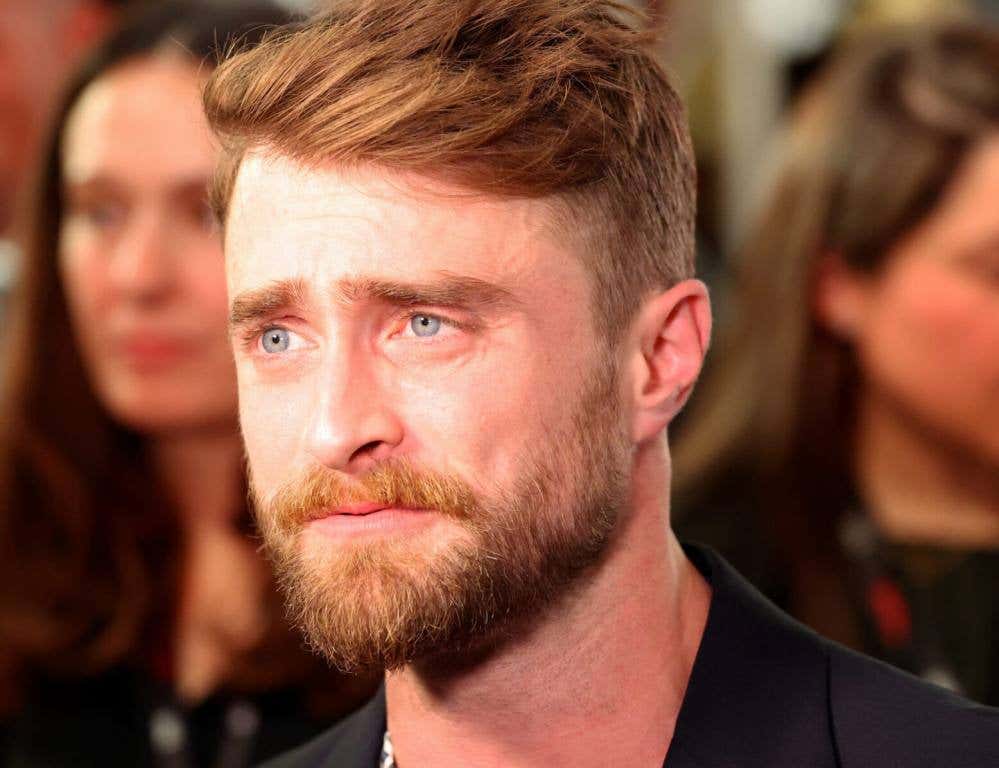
[681,545,999,768]
[259,724,346,768]
[828,646,999,768]
[259,688,386,768]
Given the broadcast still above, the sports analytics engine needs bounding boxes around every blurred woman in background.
[0,3,373,765]
[675,22,999,704]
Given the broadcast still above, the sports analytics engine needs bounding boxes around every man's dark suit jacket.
[263,545,999,767]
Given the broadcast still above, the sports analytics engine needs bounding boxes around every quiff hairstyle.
[203,0,695,338]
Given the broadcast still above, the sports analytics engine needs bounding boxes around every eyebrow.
[229,277,311,333]
[228,274,518,334]
[335,275,518,311]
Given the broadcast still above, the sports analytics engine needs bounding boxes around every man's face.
[226,154,632,671]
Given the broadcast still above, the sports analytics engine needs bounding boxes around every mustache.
[254,459,481,531]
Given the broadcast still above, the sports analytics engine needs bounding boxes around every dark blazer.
[262,545,999,767]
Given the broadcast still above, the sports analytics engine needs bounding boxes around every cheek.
[58,226,109,355]
[391,348,570,487]
[238,369,310,492]
[857,261,999,423]
[180,238,229,323]
[179,239,236,383]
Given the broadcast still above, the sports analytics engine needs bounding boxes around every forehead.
[896,134,999,259]
[62,56,214,186]
[226,151,586,299]
[941,135,999,223]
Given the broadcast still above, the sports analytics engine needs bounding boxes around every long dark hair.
[0,0,309,709]
[674,22,999,640]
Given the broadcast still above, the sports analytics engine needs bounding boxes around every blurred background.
[3,0,998,306]
[0,0,996,765]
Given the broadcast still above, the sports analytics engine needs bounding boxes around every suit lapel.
[318,686,386,768]
[664,546,839,768]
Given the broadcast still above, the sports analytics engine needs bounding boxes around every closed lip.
[324,502,420,516]
[116,333,193,364]
[304,505,436,539]
[304,503,433,524]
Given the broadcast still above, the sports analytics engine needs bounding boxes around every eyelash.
[399,310,469,335]
[237,310,473,353]
[239,322,281,353]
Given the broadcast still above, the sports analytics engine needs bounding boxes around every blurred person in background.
[0,2,375,766]
[0,0,130,307]
[675,21,999,705]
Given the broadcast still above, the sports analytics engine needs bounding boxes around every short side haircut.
[203,0,696,338]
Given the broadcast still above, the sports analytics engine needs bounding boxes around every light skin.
[815,135,999,548]
[228,152,712,767]
[58,56,266,702]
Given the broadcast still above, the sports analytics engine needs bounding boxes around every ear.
[812,252,871,340]
[628,279,712,443]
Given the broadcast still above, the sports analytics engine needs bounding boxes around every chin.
[930,421,999,473]
[979,432,999,468]
[93,370,237,434]
[105,396,236,435]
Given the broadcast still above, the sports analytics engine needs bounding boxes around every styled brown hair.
[0,0,340,710]
[674,22,999,640]
[203,0,696,339]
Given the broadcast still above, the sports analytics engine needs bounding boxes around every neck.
[150,426,244,528]
[386,442,711,768]
[855,387,999,549]
[151,426,268,703]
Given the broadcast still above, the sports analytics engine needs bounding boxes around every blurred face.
[59,56,237,434]
[845,136,999,464]
[228,156,631,671]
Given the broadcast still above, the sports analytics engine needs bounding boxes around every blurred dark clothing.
[837,513,999,706]
[0,666,350,768]
[674,473,789,604]
[676,493,999,706]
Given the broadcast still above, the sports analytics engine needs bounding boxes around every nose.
[107,208,175,303]
[304,340,405,474]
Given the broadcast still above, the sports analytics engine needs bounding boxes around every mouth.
[329,501,401,516]
[117,335,192,368]
[304,504,436,539]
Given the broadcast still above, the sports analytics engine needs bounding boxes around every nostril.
[305,402,405,472]
[351,441,384,463]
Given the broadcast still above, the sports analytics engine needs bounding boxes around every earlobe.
[813,253,869,340]
[630,280,712,443]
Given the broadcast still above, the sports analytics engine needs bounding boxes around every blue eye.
[261,328,291,353]
[410,314,442,337]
